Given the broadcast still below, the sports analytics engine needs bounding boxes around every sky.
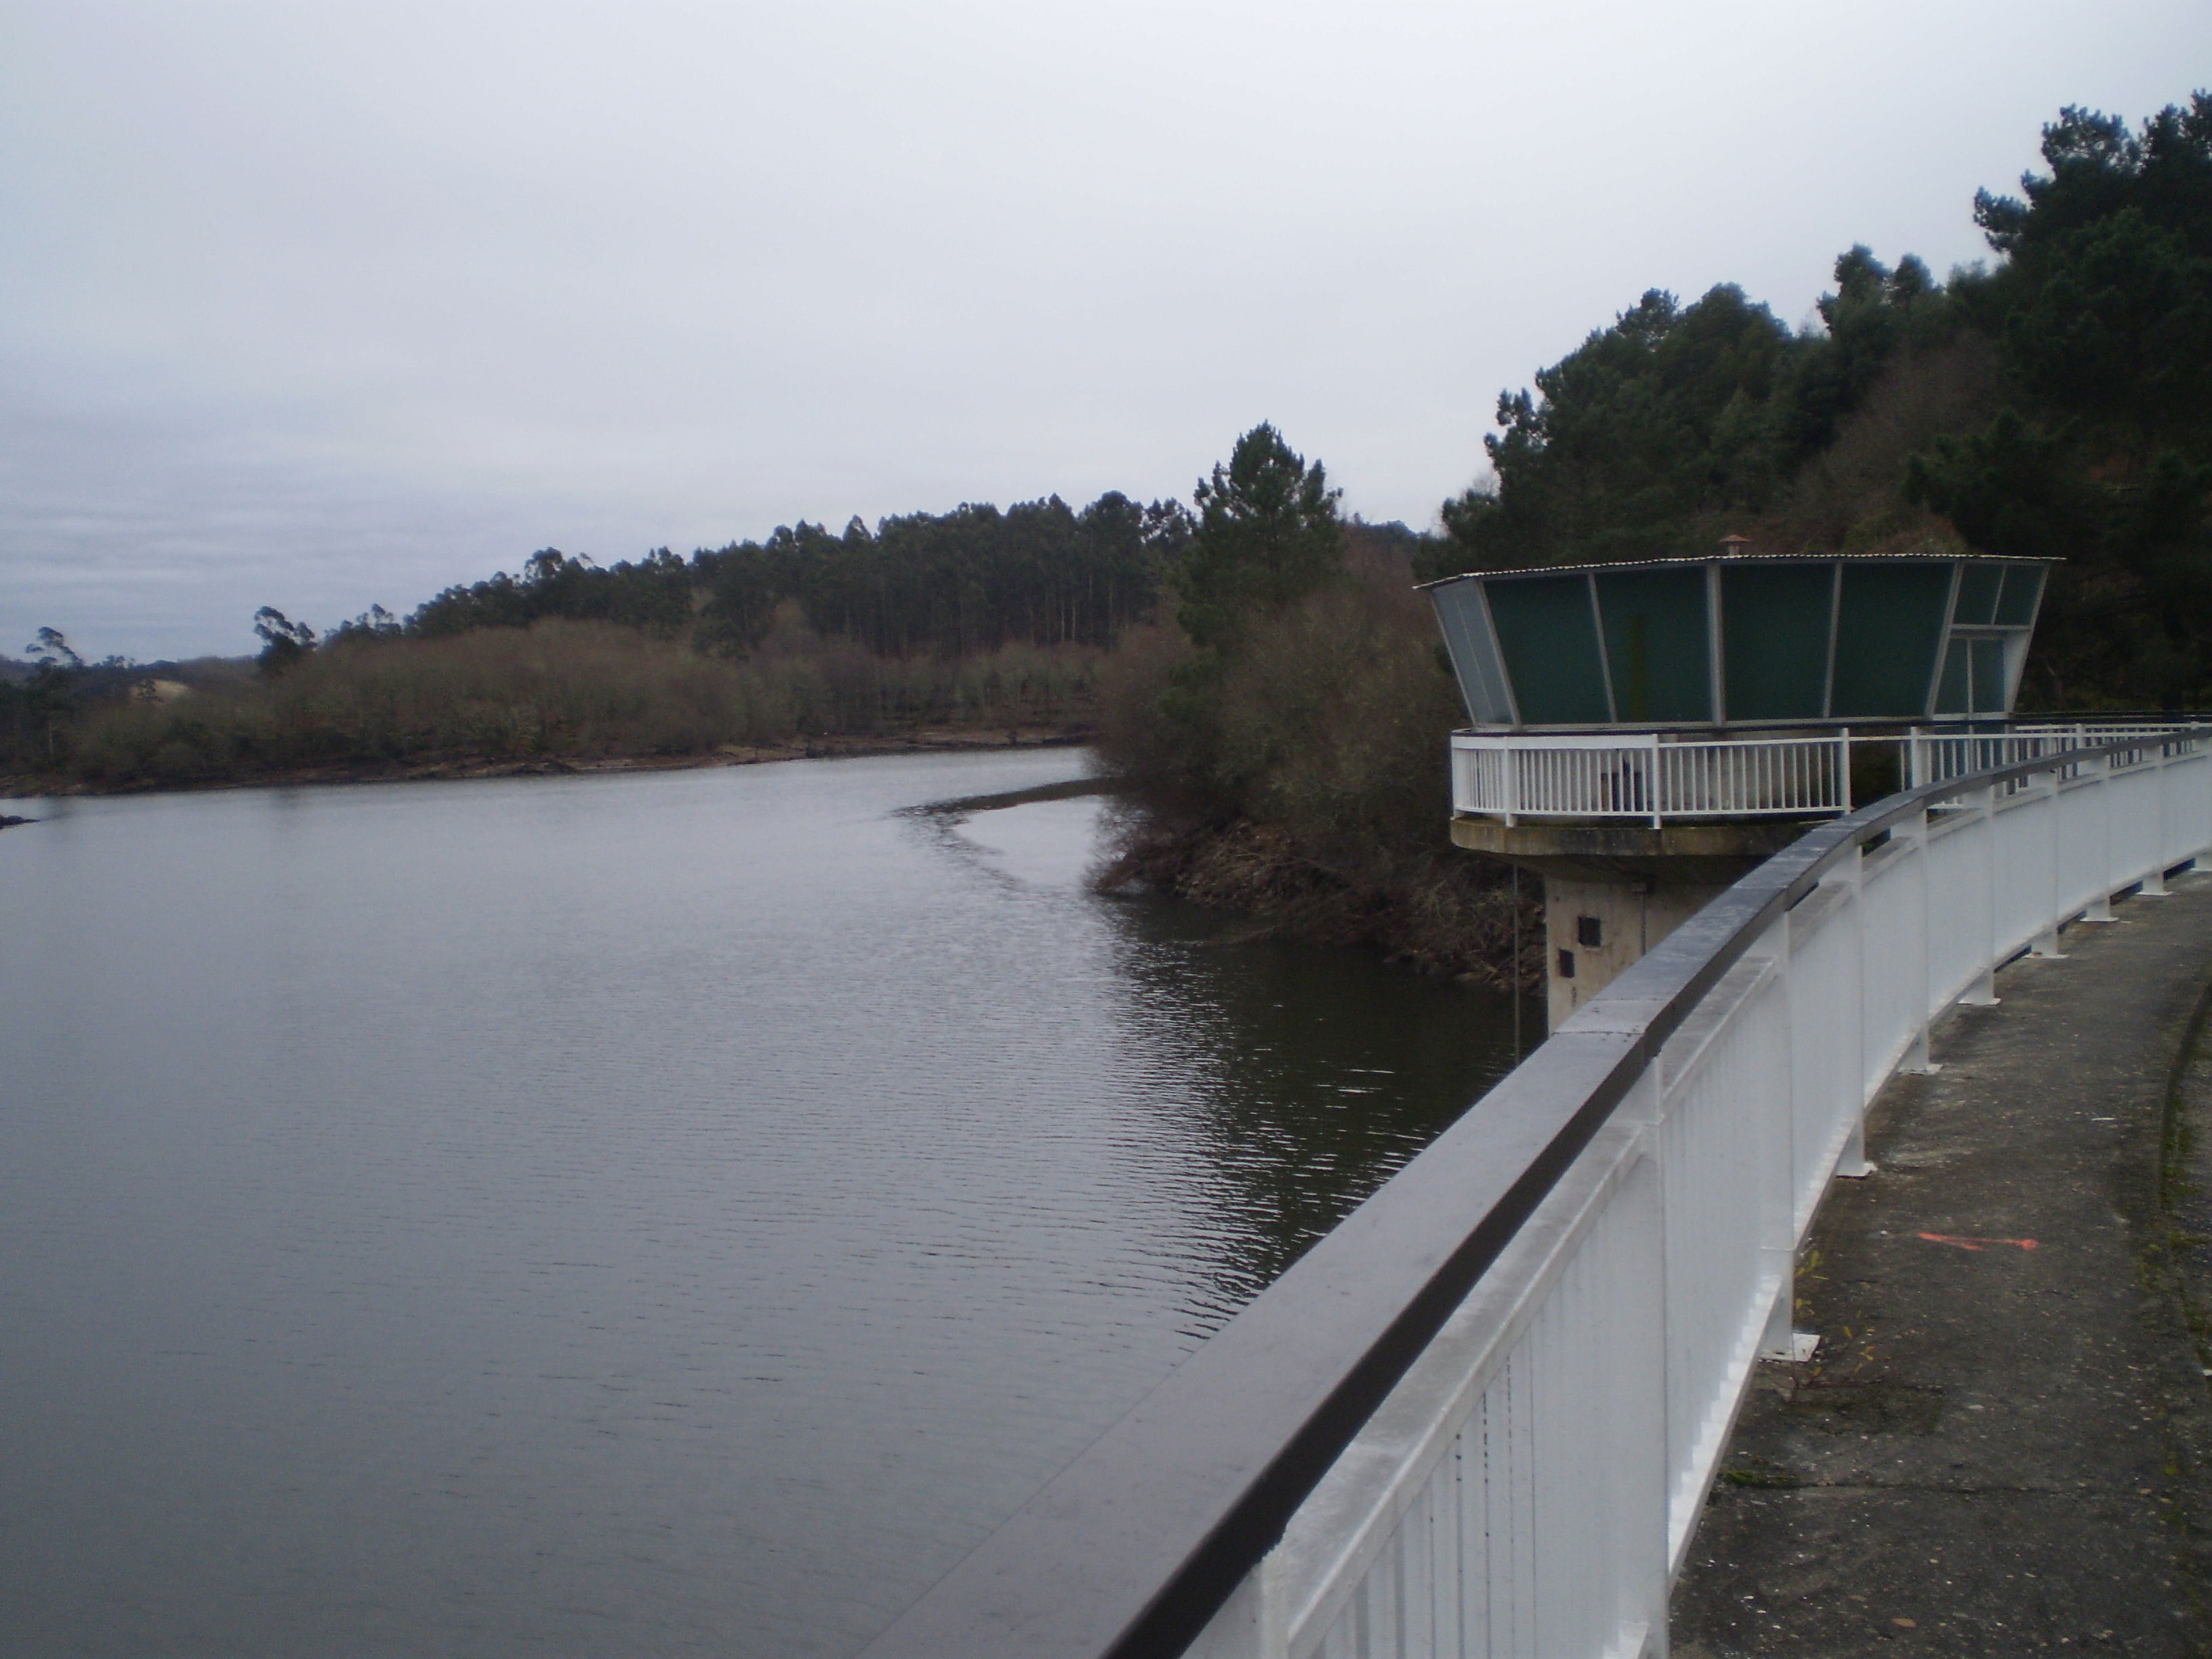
[3,3,2209,662]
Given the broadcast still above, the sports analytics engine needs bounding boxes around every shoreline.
[0,725,1093,804]
[1094,808,1536,989]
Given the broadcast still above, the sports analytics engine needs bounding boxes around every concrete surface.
[1544,874,1730,1028]
[1452,814,1819,1031]
[1671,874,2212,1656]
[1448,815,1806,886]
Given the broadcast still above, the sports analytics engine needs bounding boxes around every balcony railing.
[1452,722,2212,826]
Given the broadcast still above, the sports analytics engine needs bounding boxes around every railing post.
[1650,731,1663,830]
[2142,741,2173,895]
[1961,785,2001,1006]
[2083,754,2118,922]
[1744,920,1814,1364]
[1835,1115,1876,1180]
[2032,762,2067,957]
[1759,1284,1816,1363]
[1503,740,1519,828]
[1831,842,1877,1179]
[1839,726,1852,812]
[1901,807,1942,1075]
[1902,1029,1938,1078]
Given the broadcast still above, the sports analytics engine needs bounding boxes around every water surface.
[0,751,1517,1657]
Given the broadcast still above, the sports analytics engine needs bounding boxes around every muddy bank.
[907,776,1113,817]
[0,725,1092,800]
[1091,808,1538,990]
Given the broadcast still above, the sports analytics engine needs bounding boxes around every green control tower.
[1424,545,2054,1027]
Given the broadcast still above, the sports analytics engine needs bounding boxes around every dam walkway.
[1672,874,2212,1655]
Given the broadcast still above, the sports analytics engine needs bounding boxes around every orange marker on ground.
[1917,1231,2038,1251]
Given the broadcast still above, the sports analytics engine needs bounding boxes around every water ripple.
[0,752,1519,1658]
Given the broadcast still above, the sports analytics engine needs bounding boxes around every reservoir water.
[0,750,1519,1658]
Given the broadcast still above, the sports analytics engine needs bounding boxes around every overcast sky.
[4,2,2208,661]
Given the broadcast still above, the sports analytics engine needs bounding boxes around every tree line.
[321,490,1190,664]
[1433,93,2212,708]
[0,491,1201,779]
[1090,92,2212,981]
[0,491,1196,774]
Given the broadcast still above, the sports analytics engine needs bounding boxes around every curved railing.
[860,730,2212,1659]
[1450,720,2209,825]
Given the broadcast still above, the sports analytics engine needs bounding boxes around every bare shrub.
[65,618,1101,785]
[1092,623,1198,796]
[1093,541,1536,984]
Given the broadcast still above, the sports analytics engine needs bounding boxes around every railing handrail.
[1454,731,1853,747]
[857,732,2197,1659]
[1441,709,2207,737]
[1449,721,2212,825]
[1449,722,2209,750]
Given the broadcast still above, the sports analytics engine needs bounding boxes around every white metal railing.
[1453,731,1853,825]
[1904,723,2201,789]
[1187,731,2212,1659]
[861,731,2212,1659]
[1453,722,2212,825]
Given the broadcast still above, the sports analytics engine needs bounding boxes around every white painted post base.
[1903,1027,1943,1076]
[2140,868,2173,897]
[2031,924,2067,958]
[1958,966,2000,1006]
[1759,1283,1820,1364]
[2083,893,2118,922]
[1835,1118,1877,1179]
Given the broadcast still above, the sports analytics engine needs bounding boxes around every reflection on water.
[1101,905,1511,1326]
[0,752,1518,1658]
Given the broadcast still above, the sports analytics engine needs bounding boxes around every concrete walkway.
[1671,874,2212,1656]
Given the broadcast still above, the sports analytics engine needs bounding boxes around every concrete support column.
[1543,876,1728,1029]
[1450,815,1814,1038]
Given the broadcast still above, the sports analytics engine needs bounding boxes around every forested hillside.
[1094,94,2212,983]
[0,492,1191,785]
[1435,94,2212,708]
[375,490,1184,657]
